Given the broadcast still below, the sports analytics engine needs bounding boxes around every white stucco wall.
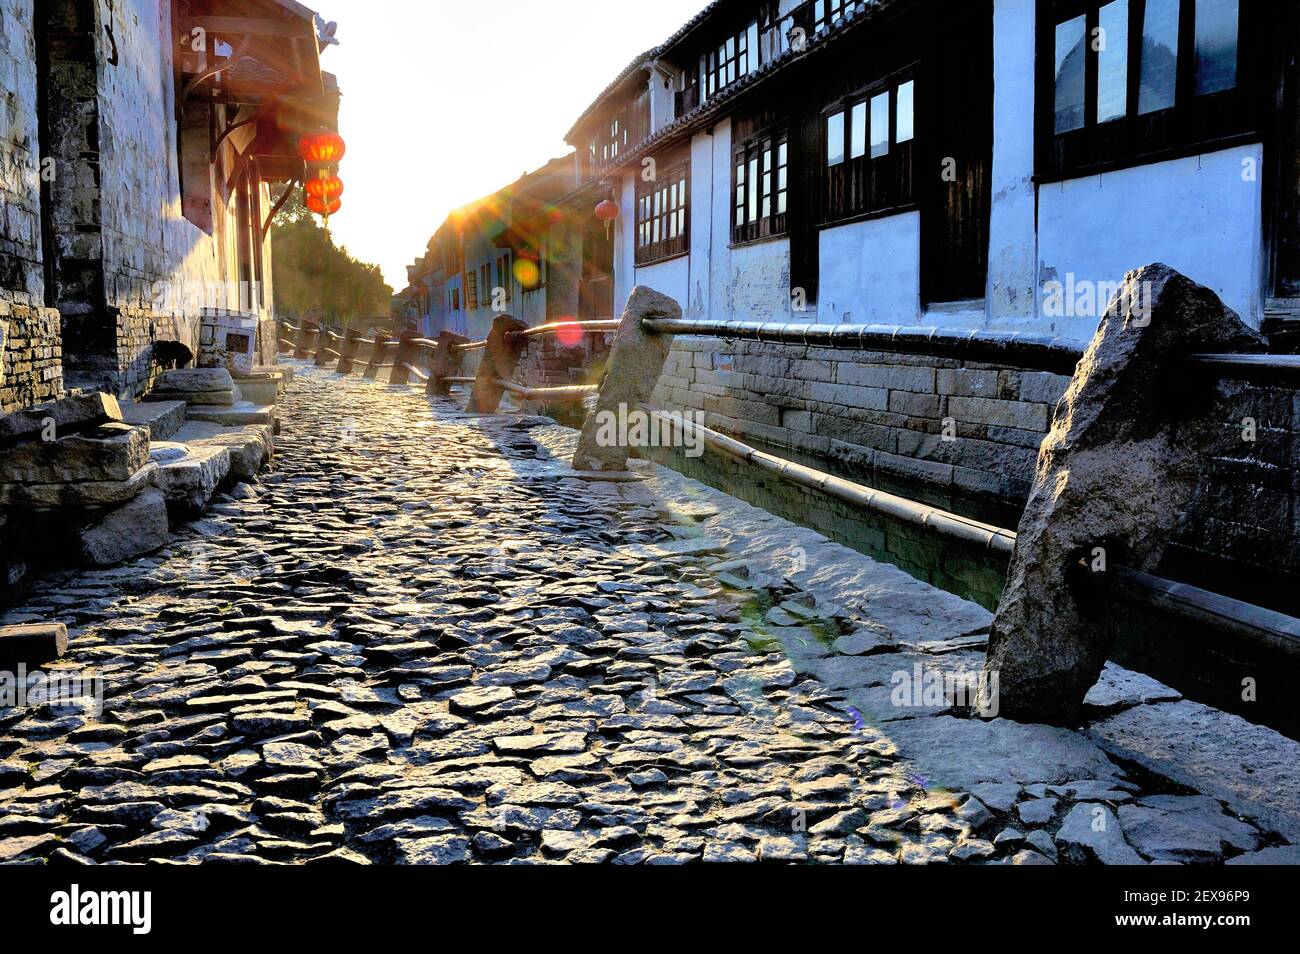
[1037,144,1265,337]
[818,212,921,324]
[987,0,1038,326]
[635,255,690,306]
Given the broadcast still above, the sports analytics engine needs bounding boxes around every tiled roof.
[564,0,728,140]
[594,0,899,179]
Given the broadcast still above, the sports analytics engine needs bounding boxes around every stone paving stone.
[0,363,1280,866]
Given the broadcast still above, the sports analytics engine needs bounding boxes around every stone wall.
[651,336,1300,614]
[0,0,64,413]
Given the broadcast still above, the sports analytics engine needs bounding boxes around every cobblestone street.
[0,365,1290,866]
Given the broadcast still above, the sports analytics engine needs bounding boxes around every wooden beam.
[183,16,314,39]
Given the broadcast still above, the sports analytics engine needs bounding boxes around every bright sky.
[318,0,712,291]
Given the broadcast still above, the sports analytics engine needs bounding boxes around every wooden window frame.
[636,160,690,265]
[464,269,478,308]
[700,22,756,101]
[821,70,916,226]
[733,128,789,245]
[1036,0,1263,181]
[814,0,850,33]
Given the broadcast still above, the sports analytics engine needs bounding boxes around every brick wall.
[652,337,1067,506]
[0,0,64,413]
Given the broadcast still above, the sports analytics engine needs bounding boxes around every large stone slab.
[79,487,170,566]
[0,423,149,484]
[172,422,273,482]
[150,442,231,518]
[184,402,276,427]
[982,265,1266,723]
[0,392,121,445]
[118,400,186,441]
[153,368,235,394]
[1087,699,1300,844]
[0,461,158,507]
[143,389,236,406]
[1116,795,1260,863]
[883,715,1121,789]
[573,286,681,472]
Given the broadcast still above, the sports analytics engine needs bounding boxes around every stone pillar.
[363,334,394,380]
[389,333,420,385]
[336,328,363,374]
[465,315,527,413]
[428,331,469,395]
[572,286,681,472]
[313,327,336,366]
[980,264,1267,724]
[294,319,318,359]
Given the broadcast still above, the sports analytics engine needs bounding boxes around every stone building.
[0,0,342,413]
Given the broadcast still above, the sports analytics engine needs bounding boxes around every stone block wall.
[652,337,1066,506]
[650,336,1300,614]
[0,0,64,414]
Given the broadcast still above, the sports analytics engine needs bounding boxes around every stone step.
[78,487,170,566]
[142,388,236,406]
[149,442,232,520]
[0,422,149,484]
[172,421,274,482]
[0,392,122,445]
[232,376,278,405]
[118,399,186,440]
[184,402,277,428]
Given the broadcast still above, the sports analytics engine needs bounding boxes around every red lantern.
[305,175,344,202]
[306,195,342,216]
[594,199,619,238]
[298,131,346,165]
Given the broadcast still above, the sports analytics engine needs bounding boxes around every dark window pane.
[1097,0,1129,122]
[1055,15,1087,132]
[1138,0,1180,114]
[1194,0,1238,95]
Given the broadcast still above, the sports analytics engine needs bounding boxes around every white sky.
[317,0,713,290]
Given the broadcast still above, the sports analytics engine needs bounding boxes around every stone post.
[389,333,420,385]
[363,334,394,380]
[572,286,681,472]
[336,328,363,375]
[428,331,469,395]
[294,319,318,359]
[465,315,527,413]
[980,264,1267,724]
[313,326,337,366]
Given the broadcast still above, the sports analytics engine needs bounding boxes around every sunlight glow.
[317,0,712,291]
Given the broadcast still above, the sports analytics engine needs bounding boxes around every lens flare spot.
[514,259,540,287]
[555,318,583,347]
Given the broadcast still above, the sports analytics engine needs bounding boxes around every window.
[1137,0,1179,114]
[701,22,757,100]
[496,253,511,300]
[464,269,478,308]
[758,2,794,65]
[823,74,916,222]
[1193,0,1238,94]
[733,132,788,244]
[1039,0,1253,177]
[480,263,491,306]
[814,0,849,32]
[636,160,689,264]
